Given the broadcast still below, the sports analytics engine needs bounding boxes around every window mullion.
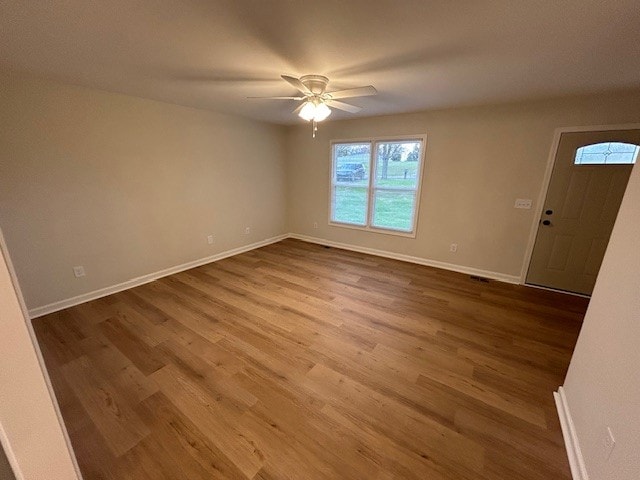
[367,141,377,227]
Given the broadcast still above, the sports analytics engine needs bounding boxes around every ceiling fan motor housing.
[300,75,329,95]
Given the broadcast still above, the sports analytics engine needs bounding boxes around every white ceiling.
[2,0,639,124]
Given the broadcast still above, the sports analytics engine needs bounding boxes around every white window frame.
[329,134,427,238]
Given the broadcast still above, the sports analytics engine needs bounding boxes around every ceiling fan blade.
[292,103,305,115]
[326,86,377,99]
[247,96,305,100]
[326,100,362,113]
[281,75,311,94]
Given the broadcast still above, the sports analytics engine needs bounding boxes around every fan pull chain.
[312,120,318,138]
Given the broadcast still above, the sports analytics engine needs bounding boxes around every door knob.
[542,220,551,226]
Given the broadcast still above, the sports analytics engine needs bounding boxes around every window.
[574,142,639,165]
[330,137,425,236]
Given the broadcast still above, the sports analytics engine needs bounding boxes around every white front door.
[526,129,639,295]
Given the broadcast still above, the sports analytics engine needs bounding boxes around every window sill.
[328,221,417,238]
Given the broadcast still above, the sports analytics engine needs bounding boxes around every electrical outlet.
[207,235,214,245]
[604,427,616,460]
[244,227,251,235]
[73,266,85,278]
[450,243,458,253]
[313,221,318,229]
[514,198,533,209]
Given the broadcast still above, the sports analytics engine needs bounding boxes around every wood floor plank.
[150,364,265,478]
[33,238,587,479]
[99,317,166,376]
[237,370,382,480]
[110,301,172,347]
[68,422,120,480]
[61,356,150,457]
[301,363,485,478]
[135,392,249,480]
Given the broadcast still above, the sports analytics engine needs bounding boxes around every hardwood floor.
[33,239,588,480]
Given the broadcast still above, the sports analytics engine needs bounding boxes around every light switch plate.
[514,198,533,209]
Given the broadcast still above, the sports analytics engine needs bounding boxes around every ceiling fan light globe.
[298,101,316,121]
[314,103,331,122]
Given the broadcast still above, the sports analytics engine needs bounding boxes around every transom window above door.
[329,136,426,236]
[574,142,639,165]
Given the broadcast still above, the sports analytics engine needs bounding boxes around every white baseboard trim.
[28,234,288,319]
[288,233,521,284]
[554,386,589,480]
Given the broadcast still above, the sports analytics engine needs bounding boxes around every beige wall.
[0,74,287,311]
[0,231,79,480]
[562,161,640,480]
[286,91,640,279]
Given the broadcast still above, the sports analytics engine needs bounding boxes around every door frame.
[519,123,640,289]
[0,227,83,479]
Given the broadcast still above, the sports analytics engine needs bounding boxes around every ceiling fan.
[249,74,377,136]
